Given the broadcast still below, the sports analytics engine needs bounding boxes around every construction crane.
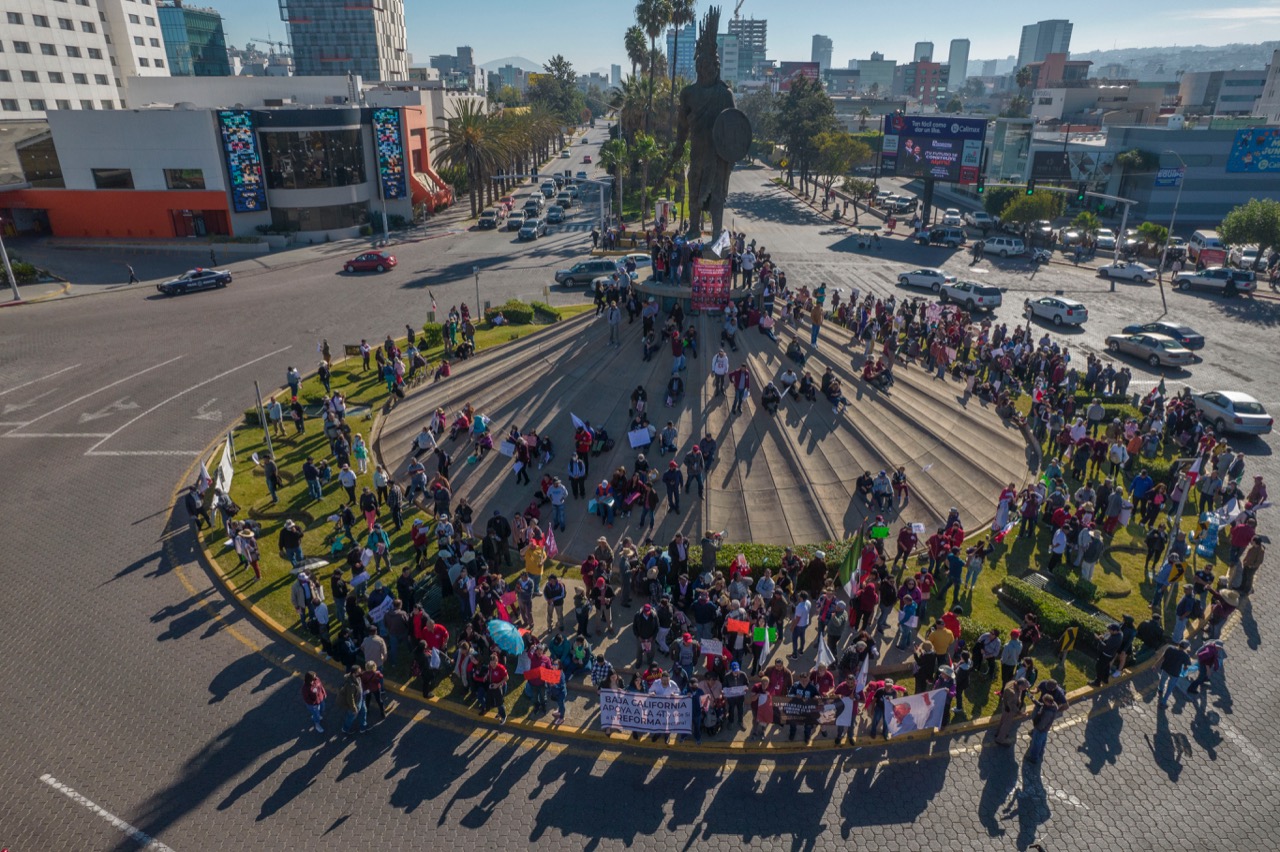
[733,0,746,19]
[252,36,291,56]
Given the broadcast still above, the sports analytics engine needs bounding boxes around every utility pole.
[473,265,481,316]
[1157,150,1187,317]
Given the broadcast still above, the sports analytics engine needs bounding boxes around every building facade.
[158,1,230,77]
[727,17,766,61]
[1178,68,1267,116]
[811,35,832,73]
[716,33,740,83]
[857,53,895,97]
[1254,49,1280,125]
[947,39,969,92]
[1017,19,1072,70]
[283,0,408,81]
[913,42,933,63]
[665,23,697,81]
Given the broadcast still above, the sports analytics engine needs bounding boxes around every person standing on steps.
[606,300,621,347]
[729,364,751,415]
[712,348,730,396]
[683,445,705,499]
[810,302,824,347]
[662,461,684,513]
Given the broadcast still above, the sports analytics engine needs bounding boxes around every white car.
[1173,267,1257,294]
[1230,244,1260,269]
[940,280,1003,311]
[897,268,955,292]
[1094,228,1117,250]
[941,208,963,227]
[1025,296,1088,326]
[963,210,994,229]
[1103,332,1195,368]
[1192,391,1273,435]
[1096,260,1157,283]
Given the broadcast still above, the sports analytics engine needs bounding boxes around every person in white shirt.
[648,671,682,697]
[779,368,800,398]
[790,592,812,659]
[711,349,730,396]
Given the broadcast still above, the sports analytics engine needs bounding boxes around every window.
[261,129,368,190]
[87,47,102,59]
[78,0,90,5]
[101,99,113,109]
[6,13,23,25]
[55,99,70,109]
[139,58,148,67]
[73,72,87,84]
[149,38,159,47]
[30,99,46,110]
[271,202,370,232]
[59,18,73,30]
[128,14,140,24]
[133,36,144,46]
[21,71,39,83]
[94,73,107,84]
[92,168,133,189]
[145,16,155,26]
[1,99,19,112]
[80,99,93,109]
[40,44,57,56]
[164,168,206,190]
[65,45,81,57]
[154,58,163,68]
[48,71,64,83]
[14,42,31,54]
[33,15,50,27]
[81,21,95,33]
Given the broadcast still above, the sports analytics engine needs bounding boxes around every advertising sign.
[372,107,407,200]
[882,114,987,183]
[691,257,731,311]
[1227,128,1280,172]
[1155,167,1185,188]
[1031,150,1116,182]
[216,110,267,213]
[599,689,693,734]
[778,61,820,91]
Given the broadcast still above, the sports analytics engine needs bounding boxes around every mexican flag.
[838,524,867,598]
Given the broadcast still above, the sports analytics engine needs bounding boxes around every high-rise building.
[947,39,969,92]
[1016,19,1072,69]
[727,17,767,59]
[665,22,697,81]
[283,0,408,81]
[981,59,998,77]
[611,64,622,88]
[158,3,231,77]
[0,0,173,119]
[811,35,833,73]
[858,52,896,96]
[716,33,740,83]
[913,42,934,62]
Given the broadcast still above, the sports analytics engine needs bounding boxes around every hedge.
[485,299,535,325]
[420,323,445,348]
[1048,564,1102,603]
[999,576,1109,642]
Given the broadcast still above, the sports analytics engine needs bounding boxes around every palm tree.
[612,73,655,141]
[1014,65,1032,95]
[433,100,504,218]
[599,138,629,226]
[857,106,871,130]
[632,132,659,228]
[625,25,647,78]
[635,0,673,134]
[667,0,696,135]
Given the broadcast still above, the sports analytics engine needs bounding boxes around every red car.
[344,251,396,273]
[582,154,593,164]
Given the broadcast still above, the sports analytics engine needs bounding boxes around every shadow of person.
[1238,598,1261,651]
[977,738,1019,839]
[998,758,1052,851]
[1077,694,1124,774]
[1146,702,1194,782]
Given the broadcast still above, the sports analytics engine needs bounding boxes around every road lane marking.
[3,432,111,438]
[84,346,291,455]
[39,773,176,852]
[3,386,61,414]
[5,356,183,436]
[87,449,203,457]
[0,363,80,397]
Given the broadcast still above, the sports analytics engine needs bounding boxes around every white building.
[0,0,173,120]
[811,35,832,73]
[717,33,740,84]
[947,38,969,92]
[1254,49,1280,125]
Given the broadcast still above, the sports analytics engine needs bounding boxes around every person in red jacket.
[855,580,879,632]
[926,529,947,573]
[946,523,965,550]
[302,671,327,733]
[893,524,918,571]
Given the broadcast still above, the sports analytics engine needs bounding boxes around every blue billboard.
[882,115,987,183]
[1226,128,1280,173]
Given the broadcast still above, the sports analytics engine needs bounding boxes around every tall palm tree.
[433,100,504,218]
[613,74,654,141]
[625,25,647,78]
[857,106,871,131]
[599,138,629,226]
[667,0,696,134]
[632,132,659,228]
[635,0,672,134]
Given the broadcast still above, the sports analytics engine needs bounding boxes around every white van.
[1188,229,1224,261]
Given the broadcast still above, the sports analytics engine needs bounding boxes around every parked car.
[891,196,918,214]
[1120,320,1205,350]
[1229,244,1261,270]
[518,218,547,240]
[940,280,1002,311]
[941,208,963,227]
[1094,228,1116,250]
[875,190,894,205]
[477,208,504,230]
[342,251,396,274]
[1172,266,1257,294]
[545,205,565,224]
[1058,226,1083,246]
[1192,391,1273,435]
[156,267,232,295]
[1096,260,1157,283]
[917,227,967,248]
[1024,295,1088,326]
[983,236,1026,257]
[554,257,619,286]
[897,267,955,292]
[1104,332,1195,368]
[963,210,995,229]
[506,211,526,232]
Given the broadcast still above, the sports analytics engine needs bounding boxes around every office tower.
[159,2,231,77]
[283,0,408,81]
[1016,19,1072,69]
[812,34,832,73]
[947,38,969,91]
[914,41,934,62]
[665,22,697,80]
[611,64,622,88]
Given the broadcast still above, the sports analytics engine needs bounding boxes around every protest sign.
[599,689,693,734]
[771,696,842,726]
[884,688,948,737]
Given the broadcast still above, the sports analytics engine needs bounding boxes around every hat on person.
[646,567,659,579]
[938,665,955,678]
[1178,639,1191,649]
[854,641,867,652]
[462,551,476,564]
[642,603,653,613]
[1221,590,1240,607]
[682,632,692,642]
[730,661,740,671]
[814,550,826,560]
[1213,639,1225,648]
[836,601,847,610]
[598,536,608,544]
[884,678,895,686]
[669,460,678,468]
[238,528,254,538]
[1010,629,1020,638]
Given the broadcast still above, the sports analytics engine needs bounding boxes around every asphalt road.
[0,152,1277,851]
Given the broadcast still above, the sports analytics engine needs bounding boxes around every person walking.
[1090,623,1124,687]
[338,667,368,735]
[1187,640,1225,696]
[1025,692,1060,764]
[810,302,824,347]
[302,671,327,733]
[606,300,622,347]
[712,349,730,396]
[126,264,139,284]
[1156,639,1193,706]
[662,461,684,513]
[729,365,751,415]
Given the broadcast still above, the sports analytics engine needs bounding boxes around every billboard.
[1030,150,1116,182]
[778,61,820,91]
[1227,128,1280,173]
[882,114,987,183]
[216,110,267,213]
[372,107,407,200]
[1155,167,1184,188]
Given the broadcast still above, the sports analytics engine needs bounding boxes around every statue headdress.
[695,6,721,69]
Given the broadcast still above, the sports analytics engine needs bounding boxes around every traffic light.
[1076,183,1087,203]
[976,176,985,195]
[1025,179,1036,196]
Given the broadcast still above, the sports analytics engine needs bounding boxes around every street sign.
[1155,167,1184,188]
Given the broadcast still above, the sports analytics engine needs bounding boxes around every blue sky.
[216,0,1280,74]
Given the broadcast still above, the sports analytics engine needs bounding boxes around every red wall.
[0,188,230,238]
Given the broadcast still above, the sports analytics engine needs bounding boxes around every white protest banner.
[884,688,947,738]
[628,428,652,449]
[599,688,693,734]
[497,441,517,458]
[722,685,748,699]
[700,638,724,656]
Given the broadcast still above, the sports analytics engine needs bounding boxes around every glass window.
[33,15,50,27]
[149,37,159,47]
[128,14,140,24]
[94,73,107,84]
[138,58,148,67]
[80,99,93,109]
[133,36,144,46]
[164,168,206,190]
[40,44,57,56]
[88,47,102,58]
[48,71,64,83]
[30,99,46,110]
[66,45,81,57]
[260,129,367,190]
[59,18,73,30]
[72,72,86,84]
[1,99,19,111]
[14,42,31,54]
[271,202,369,232]
[55,99,70,110]
[6,12,22,24]
[145,16,155,26]
[21,70,39,82]
[101,99,114,109]
[93,168,133,188]
[82,22,96,33]
[0,71,9,82]
[154,58,163,68]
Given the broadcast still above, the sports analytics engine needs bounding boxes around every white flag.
[761,627,771,665]
[817,635,835,667]
[570,412,586,431]
[711,229,731,256]
[196,462,212,494]
[854,655,870,695]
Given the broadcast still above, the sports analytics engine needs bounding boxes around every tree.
[999,191,1063,228]
[632,132,660,227]
[737,88,780,143]
[982,186,1020,220]
[625,25,647,78]
[635,0,673,134]
[611,73,657,141]
[944,97,963,114]
[813,131,871,200]
[496,85,523,106]
[599,137,630,225]
[778,76,838,196]
[1071,211,1101,235]
[433,100,504,218]
[1137,221,1168,251]
[857,106,871,130]
[962,78,986,98]
[841,177,875,223]
[1014,65,1032,94]
[1002,96,1029,118]
[1219,197,1280,260]
[527,54,586,123]
[668,0,697,137]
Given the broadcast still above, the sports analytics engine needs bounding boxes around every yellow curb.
[22,281,71,303]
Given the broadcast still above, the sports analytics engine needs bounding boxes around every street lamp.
[472,265,480,317]
[1157,148,1187,315]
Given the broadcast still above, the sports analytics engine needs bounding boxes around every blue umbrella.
[487,619,524,656]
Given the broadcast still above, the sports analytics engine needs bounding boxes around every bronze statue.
[670,6,750,246]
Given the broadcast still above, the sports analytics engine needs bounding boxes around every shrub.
[420,323,444,348]
[1049,564,1101,603]
[530,301,561,322]
[2,261,39,284]
[999,576,1108,642]
[485,299,534,325]
[956,615,992,644]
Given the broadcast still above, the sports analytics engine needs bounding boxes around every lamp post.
[0,219,19,302]
[1157,149,1187,316]
[472,265,481,317]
